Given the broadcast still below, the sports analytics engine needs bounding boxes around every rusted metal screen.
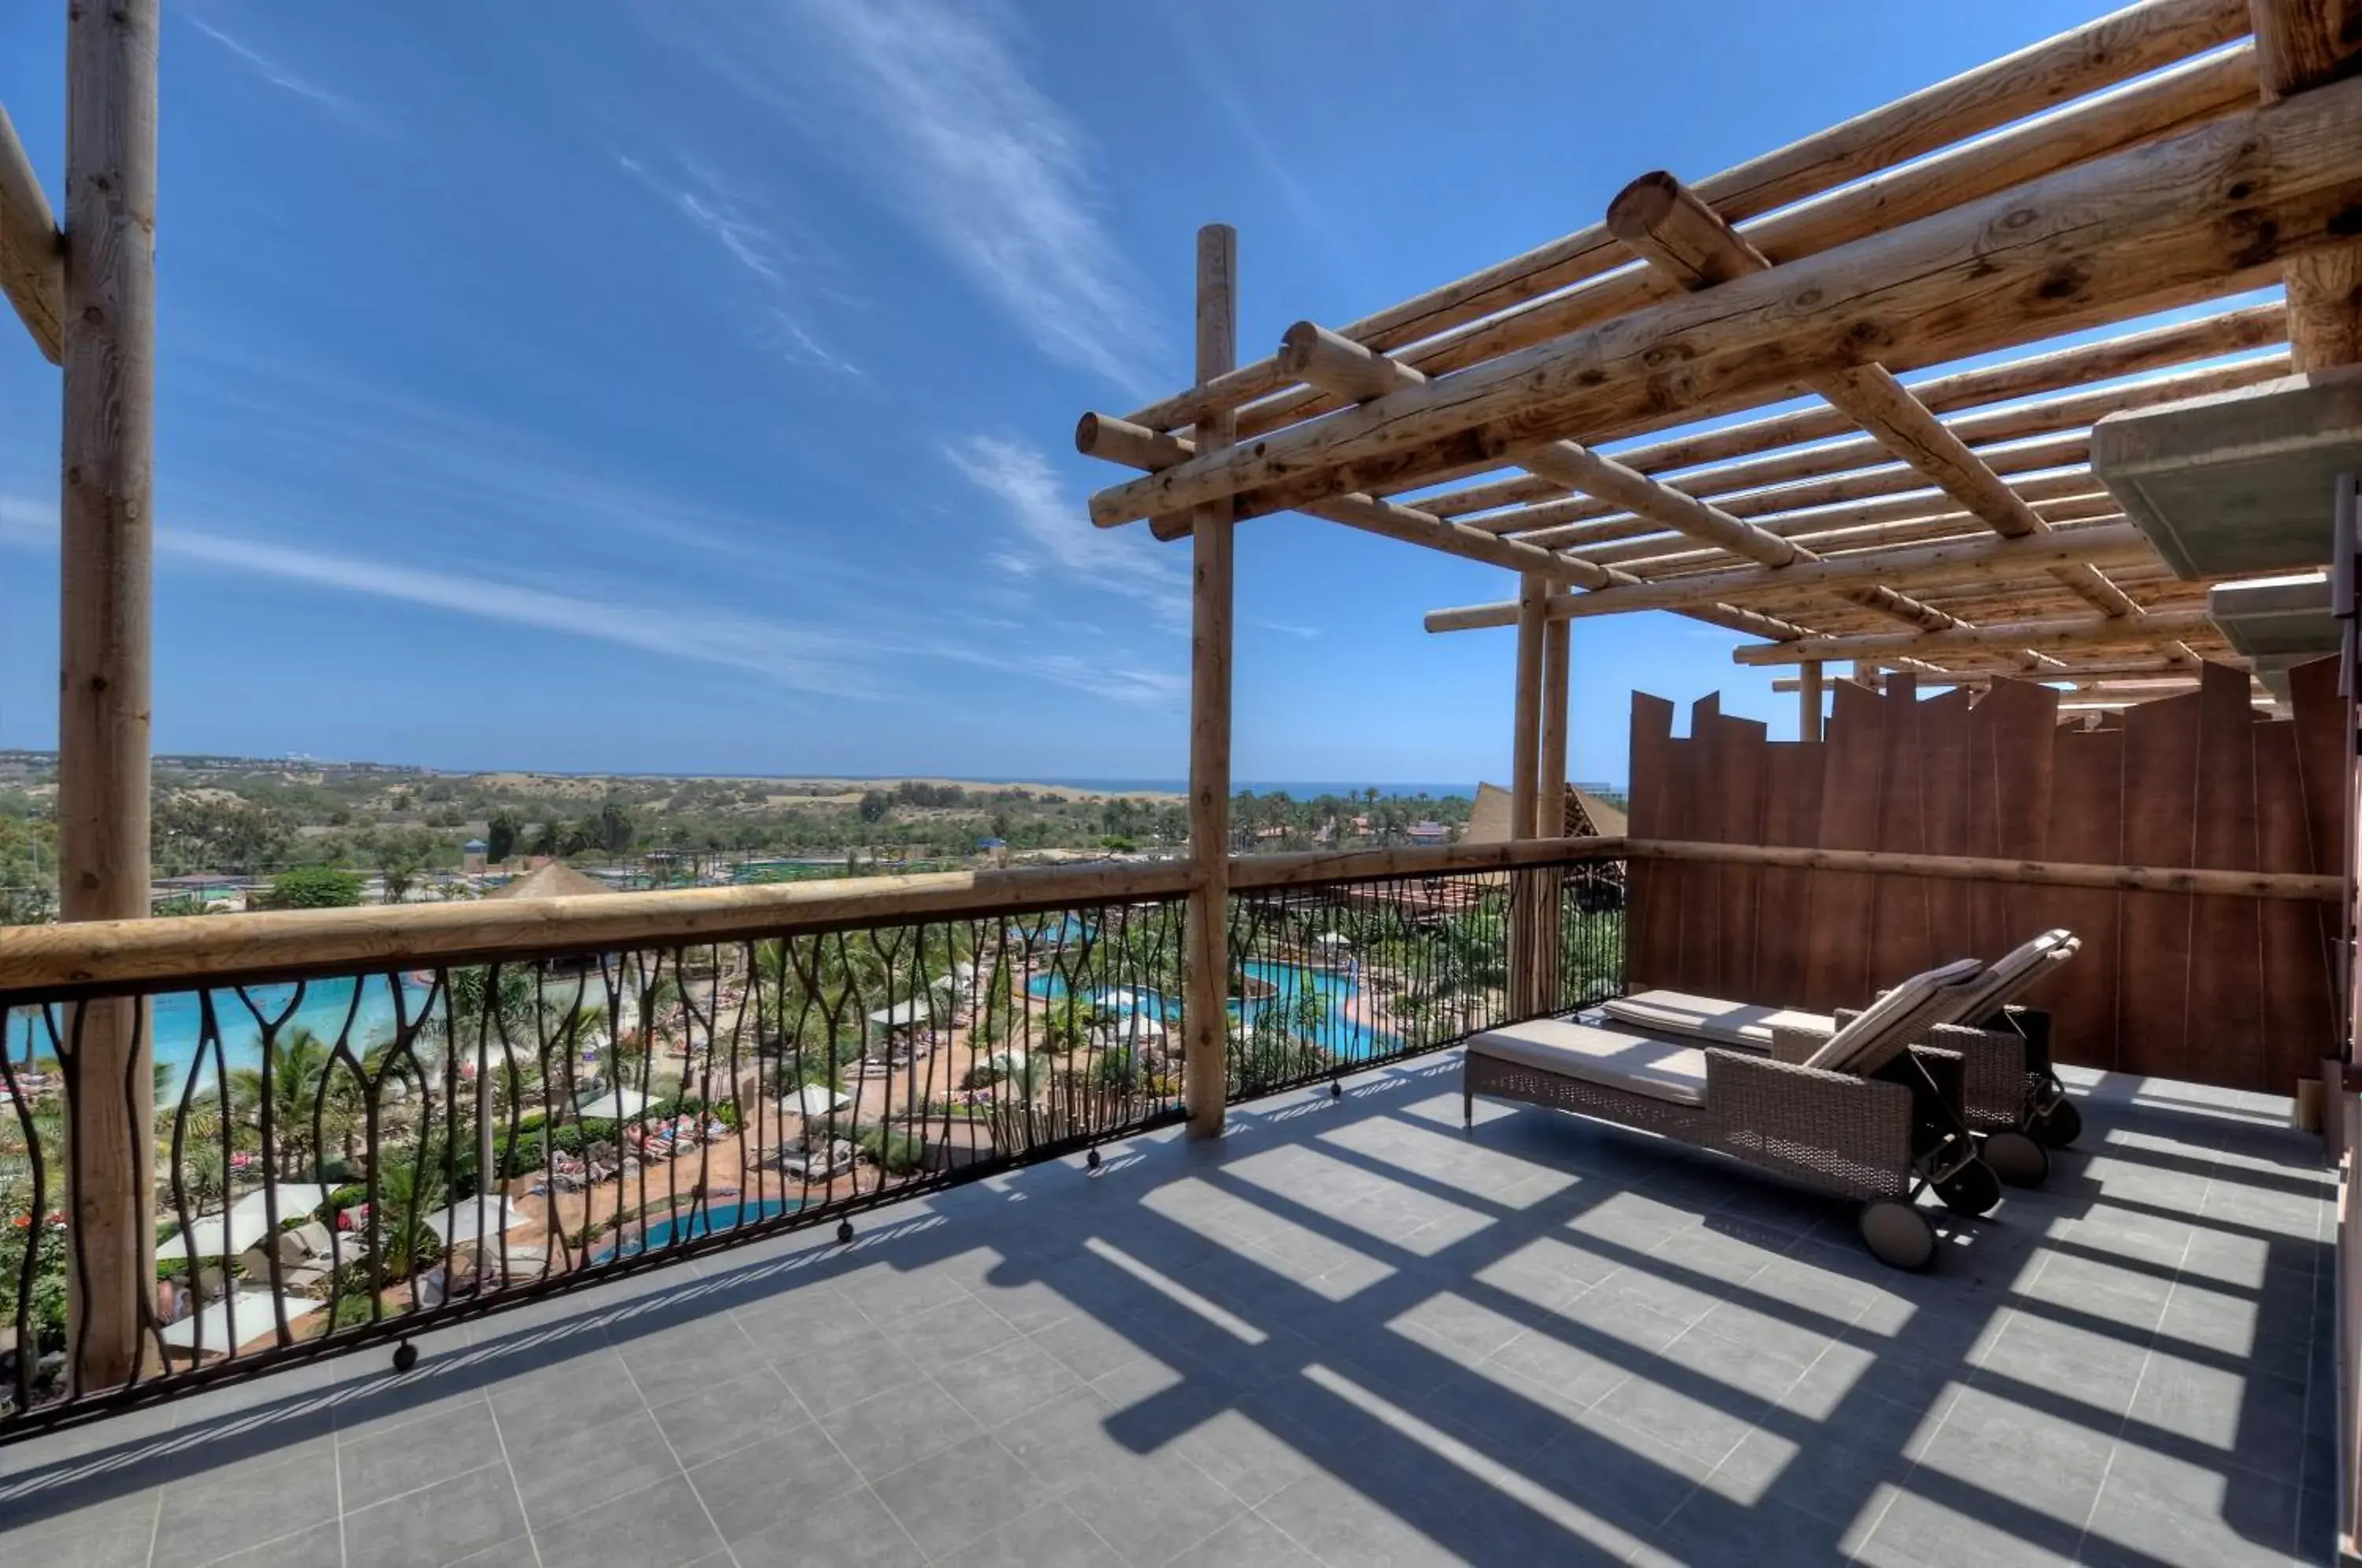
[1626,658,2345,1094]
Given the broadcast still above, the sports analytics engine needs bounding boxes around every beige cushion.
[1601,990,1834,1049]
[1467,1018,1708,1106]
[1803,957,1984,1075]
[1947,929,2079,1023]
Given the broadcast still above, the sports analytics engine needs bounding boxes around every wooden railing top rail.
[0,838,1628,994]
[0,833,2332,997]
[1621,838,2342,901]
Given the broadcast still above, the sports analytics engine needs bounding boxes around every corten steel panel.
[2258,718,2340,1088]
[1666,694,1720,995]
[1757,738,1827,1006]
[2290,655,2346,884]
[1626,693,1679,988]
[1968,679,2061,962]
[1870,675,1938,993]
[2119,690,2201,1080]
[1918,687,1977,971]
[2043,727,2127,1071]
[2188,662,2268,1092]
[1708,713,1769,1003]
[1805,679,1888,1010]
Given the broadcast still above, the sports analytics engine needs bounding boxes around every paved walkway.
[0,1056,2337,1566]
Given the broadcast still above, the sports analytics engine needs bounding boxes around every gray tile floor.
[0,1054,2338,1567]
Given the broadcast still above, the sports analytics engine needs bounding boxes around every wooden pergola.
[1072,0,2362,1137]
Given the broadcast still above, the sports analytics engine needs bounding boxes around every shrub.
[265,865,364,909]
[857,1127,925,1175]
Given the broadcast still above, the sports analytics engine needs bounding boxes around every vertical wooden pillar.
[1507,575,1548,1014]
[59,0,159,1391]
[1183,224,1237,1139]
[1540,617,1571,830]
[1799,660,1826,743]
[1535,616,1572,1004]
[1510,575,1547,837]
[2252,0,2362,370]
[1851,660,1882,693]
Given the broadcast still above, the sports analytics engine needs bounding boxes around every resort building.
[4,3,2362,1565]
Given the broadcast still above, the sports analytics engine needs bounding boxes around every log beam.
[1087,76,2362,531]
[1606,169,2144,622]
[2253,0,2362,369]
[1413,305,2286,520]
[1075,412,1819,643]
[1421,522,2154,631]
[1283,321,1969,635]
[0,100,64,364]
[1730,609,2215,665]
[1116,0,2250,438]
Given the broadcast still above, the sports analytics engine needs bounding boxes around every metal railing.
[0,844,1626,1437]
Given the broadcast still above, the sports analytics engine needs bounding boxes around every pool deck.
[0,1052,2338,1566]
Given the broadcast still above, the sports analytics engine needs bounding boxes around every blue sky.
[0,1,2193,786]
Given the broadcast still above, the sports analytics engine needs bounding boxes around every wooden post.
[58,0,158,1392]
[1800,660,1826,742]
[1183,224,1237,1139]
[1508,574,1548,1014]
[1535,616,1571,1004]
[2251,0,2362,370]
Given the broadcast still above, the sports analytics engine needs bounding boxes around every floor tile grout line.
[477,1379,544,1568]
[611,1344,743,1568]
[139,1482,164,1568]
[2066,1127,2212,1564]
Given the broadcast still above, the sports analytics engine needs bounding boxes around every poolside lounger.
[1601,930,2084,1163]
[1464,957,2000,1271]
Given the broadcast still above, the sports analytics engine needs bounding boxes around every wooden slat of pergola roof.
[1072,0,2362,687]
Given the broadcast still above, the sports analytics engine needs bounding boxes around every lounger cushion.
[1466,1019,1709,1106]
[1802,957,1984,1075]
[1600,990,1834,1048]
[1949,928,2079,1022]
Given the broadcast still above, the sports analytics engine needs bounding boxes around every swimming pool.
[4,973,436,1093]
[1026,959,1398,1060]
[599,1196,805,1260]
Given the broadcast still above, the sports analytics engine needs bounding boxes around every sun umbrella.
[155,1209,276,1263]
[573,1082,659,1122]
[228,1184,331,1226]
[417,1196,529,1247]
[163,1291,322,1353]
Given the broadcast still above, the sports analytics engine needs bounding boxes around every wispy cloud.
[1256,620,1321,641]
[615,153,861,375]
[184,15,354,113]
[946,435,1186,630]
[668,0,1161,394]
[1,493,1181,708]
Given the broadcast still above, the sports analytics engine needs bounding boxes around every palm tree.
[226,1029,339,1179]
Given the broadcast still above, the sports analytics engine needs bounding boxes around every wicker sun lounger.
[1464,957,2000,1270]
[1598,930,2084,1174]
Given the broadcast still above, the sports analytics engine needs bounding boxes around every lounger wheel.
[2027,1096,2081,1149]
[1858,1200,1934,1271]
[1932,1157,2002,1218]
[836,1219,854,1245]
[1981,1130,2050,1189]
[391,1340,418,1373]
[1086,1148,1101,1170]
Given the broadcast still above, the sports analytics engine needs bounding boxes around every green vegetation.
[266,865,365,908]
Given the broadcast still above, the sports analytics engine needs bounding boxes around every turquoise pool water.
[1026,958,1397,1060]
[601,1196,804,1260]
[4,974,435,1091]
